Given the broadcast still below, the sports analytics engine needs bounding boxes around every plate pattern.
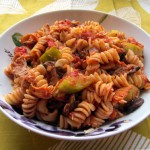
[0,99,130,137]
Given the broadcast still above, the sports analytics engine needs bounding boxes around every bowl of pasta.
[0,9,150,140]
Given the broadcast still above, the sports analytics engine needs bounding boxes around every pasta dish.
[4,20,150,130]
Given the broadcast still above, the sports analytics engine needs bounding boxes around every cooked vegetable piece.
[121,42,143,57]
[58,72,94,94]
[40,47,61,63]
[123,97,144,114]
[63,94,79,116]
[99,14,108,24]
[12,33,23,46]
[113,84,140,102]
[108,30,120,37]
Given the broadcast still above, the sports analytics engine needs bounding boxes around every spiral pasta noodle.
[125,49,144,67]
[82,21,104,34]
[5,87,25,105]
[85,62,100,75]
[29,64,48,87]
[4,64,13,80]
[95,81,114,101]
[93,72,113,83]
[112,73,130,88]
[92,38,109,51]
[30,35,54,61]
[82,88,102,104]
[55,47,74,67]
[67,101,95,128]
[84,101,113,128]
[127,73,148,89]
[22,89,38,118]
[87,48,120,65]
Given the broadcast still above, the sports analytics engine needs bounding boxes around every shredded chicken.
[11,54,29,77]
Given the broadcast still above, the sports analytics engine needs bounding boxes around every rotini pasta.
[84,101,113,128]
[127,73,149,89]
[5,87,25,105]
[92,38,109,51]
[87,48,120,65]
[30,35,55,64]
[22,89,38,118]
[4,20,149,130]
[125,49,144,67]
[93,72,112,83]
[55,47,74,68]
[82,88,102,104]
[67,101,95,128]
[112,73,130,88]
[95,81,114,101]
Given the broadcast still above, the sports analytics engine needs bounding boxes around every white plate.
[0,9,150,141]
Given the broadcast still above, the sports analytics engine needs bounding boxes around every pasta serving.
[4,20,150,130]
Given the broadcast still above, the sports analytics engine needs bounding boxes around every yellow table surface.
[0,0,150,149]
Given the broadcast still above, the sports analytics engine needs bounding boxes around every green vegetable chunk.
[122,42,143,57]
[40,47,61,63]
[58,72,94,94]
[12,32,23,46]
[108,30,120,37]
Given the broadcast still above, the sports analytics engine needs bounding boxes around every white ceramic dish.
[0,10,150,141]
